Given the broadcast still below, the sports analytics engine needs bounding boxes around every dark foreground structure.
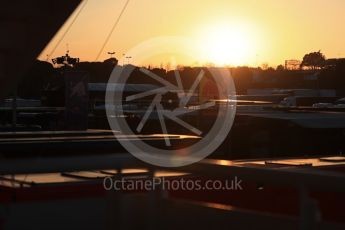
[0,131,345,229]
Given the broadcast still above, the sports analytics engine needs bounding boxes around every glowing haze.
[39,0,345,67]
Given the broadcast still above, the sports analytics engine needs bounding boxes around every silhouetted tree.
[261,63,269,70]
[300,51,326,70]
[74,58,118,82]
[232,67,253,93]
[276,65,284,71]
[126,67,164,85]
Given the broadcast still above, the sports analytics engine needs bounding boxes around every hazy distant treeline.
[16,58,345,98]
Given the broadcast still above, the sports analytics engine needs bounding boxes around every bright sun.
[199,23,254,66]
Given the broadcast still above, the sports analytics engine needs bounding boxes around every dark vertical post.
[12,86,17,131]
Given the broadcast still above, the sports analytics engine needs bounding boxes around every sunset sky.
[39,0,345,67]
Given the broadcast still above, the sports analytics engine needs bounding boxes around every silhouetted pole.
[12,86,17,131]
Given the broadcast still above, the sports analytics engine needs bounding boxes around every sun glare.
[199,23,255,66]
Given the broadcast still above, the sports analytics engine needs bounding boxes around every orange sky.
[39,0,345,67]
